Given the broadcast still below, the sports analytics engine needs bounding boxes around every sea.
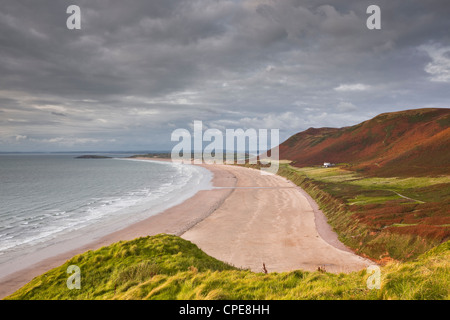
[0,153,212,277]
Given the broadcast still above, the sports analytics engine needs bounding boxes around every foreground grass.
[5,234,449,300]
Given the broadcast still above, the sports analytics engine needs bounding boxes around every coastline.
[0,159,371,299]
[0,160,233,299]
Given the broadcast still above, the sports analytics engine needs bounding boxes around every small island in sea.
[75,155,112,159]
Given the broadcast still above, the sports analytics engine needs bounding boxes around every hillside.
[6,234,449,300]
[275,164,450,262]
[279,108,450,176]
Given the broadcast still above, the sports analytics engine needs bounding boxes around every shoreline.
[0,160,233,299]
[0,160,371,299]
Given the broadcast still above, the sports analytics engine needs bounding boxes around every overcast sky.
[0,0,449,152]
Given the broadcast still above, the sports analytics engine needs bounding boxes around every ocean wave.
[0,158,212,257]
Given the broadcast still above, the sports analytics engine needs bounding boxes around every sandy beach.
[182,164,372,273]
[0,161,371,299]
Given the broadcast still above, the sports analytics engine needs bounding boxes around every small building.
[323,162,334,168]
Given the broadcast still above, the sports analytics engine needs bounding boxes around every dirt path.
[388,190,425,203]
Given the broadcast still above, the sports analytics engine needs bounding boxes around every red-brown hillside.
[279,108,450,176]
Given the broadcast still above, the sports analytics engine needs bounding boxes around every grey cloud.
[0,0,449,151]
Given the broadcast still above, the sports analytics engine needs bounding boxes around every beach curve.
[0,161,371,299]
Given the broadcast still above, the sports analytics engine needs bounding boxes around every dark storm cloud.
[0,0,449,151]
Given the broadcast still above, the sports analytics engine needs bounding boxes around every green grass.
[294,166,449,198]
[5,234,449,300]
[5,234,236,300]
[389,223,419,228]
[348,194,402,205]
[286,165,450,205]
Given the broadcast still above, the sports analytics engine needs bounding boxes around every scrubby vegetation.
[6,234,449,300]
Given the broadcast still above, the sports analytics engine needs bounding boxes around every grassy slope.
[6,234,449,300]
[275,164,449,261]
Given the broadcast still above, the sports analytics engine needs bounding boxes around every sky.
[0,0,449,152]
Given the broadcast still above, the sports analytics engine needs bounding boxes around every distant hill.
[279,108,450,176]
